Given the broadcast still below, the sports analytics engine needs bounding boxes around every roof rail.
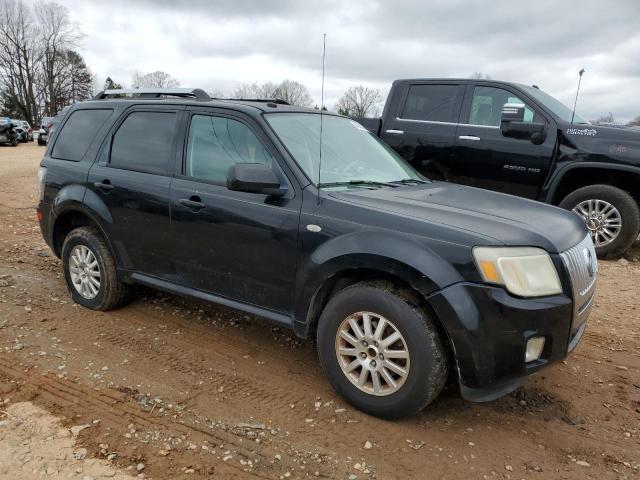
[225,98,290,105]
[93,88,211,101]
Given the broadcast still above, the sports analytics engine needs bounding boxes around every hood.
[559,123,640,165]
[330,182,587,253]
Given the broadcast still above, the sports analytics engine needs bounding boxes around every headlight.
[473,246,562,297]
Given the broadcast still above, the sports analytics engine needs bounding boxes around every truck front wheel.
[560,184,640,259]
[316,281,448,418]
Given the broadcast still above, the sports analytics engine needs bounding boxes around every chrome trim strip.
[395,117,500,129]
[560,235,598,331]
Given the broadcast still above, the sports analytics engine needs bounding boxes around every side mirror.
[500,103,546,145]
[227,163,286,197]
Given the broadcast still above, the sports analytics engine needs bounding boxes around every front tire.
[559,184,640,259]
[61,227,129,310]
[317,281,448,418]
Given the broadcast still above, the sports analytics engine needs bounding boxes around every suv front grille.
[560,235,598,334]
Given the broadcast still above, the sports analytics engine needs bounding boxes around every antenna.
[571,68,585,124]
[317,33,326,199]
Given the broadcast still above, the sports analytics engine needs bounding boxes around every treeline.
[0,0,92,126]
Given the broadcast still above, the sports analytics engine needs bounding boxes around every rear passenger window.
[185,115,274,184]
[401,85,460,123]
[51,109,113,161]
[110,111,177,175]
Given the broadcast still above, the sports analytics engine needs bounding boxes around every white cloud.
[61,0,640,122]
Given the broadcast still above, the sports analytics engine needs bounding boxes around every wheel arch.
[293,231,465,340]
[546,163,640,205]
[51,203,115,263]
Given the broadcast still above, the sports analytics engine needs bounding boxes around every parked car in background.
[37,116,55,146]
[36,88,597,418]
[18,120,33,142]
[355,78,640,258]
[38,108,71,146]
[0,117,18,146]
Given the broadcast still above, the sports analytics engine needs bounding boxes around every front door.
[453,84,556,199]
[169,110,300,313]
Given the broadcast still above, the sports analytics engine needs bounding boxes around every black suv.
[37,88,597,418]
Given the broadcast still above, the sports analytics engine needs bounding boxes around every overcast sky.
[59,0,639,122]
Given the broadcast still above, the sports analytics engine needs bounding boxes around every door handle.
[458,135,481,141]
[385,129,404,135]
[93,180,114,192]
[179,196,205,211]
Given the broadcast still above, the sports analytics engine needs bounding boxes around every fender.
[293,230,465,334]
[541,161,640,203]
[48,185,116,261]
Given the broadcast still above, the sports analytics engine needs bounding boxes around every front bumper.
[427,282,583,401]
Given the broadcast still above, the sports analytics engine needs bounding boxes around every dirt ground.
[0,143,638,480]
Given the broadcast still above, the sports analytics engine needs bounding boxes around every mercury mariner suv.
[36,88,597,418]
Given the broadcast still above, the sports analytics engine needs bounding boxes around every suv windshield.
[265,113,422,187]
[519,85,590,124]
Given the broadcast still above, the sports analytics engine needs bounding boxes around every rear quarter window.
[51,109,113,161]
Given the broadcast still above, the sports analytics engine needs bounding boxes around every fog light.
[525,337,545,362]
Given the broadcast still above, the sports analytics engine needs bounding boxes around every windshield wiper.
[318,180,399,188]
[390,178,429,185]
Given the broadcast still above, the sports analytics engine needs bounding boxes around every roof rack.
[93,88,211,101]
[225,98,290,105]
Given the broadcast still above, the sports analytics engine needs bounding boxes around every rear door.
[169,107,301,313]
[453,84,556,198]
[86,106,184,276]
[380,82,464,180]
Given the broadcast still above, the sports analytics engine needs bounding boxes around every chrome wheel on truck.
[560,184,640,259]
[335,311,410,396]
[572,199,622,247]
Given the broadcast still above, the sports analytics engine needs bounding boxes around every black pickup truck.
[356,79,640,258]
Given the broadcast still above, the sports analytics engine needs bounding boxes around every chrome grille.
[560,235,598,331]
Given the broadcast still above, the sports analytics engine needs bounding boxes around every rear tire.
[317,281,448,418]
[559,184,639,259]
[61,227,129,310]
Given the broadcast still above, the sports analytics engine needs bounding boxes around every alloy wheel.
[572,199,622,247]
[69,245,101,299]
[335,311,410,396]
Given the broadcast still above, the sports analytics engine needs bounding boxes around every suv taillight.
[37,167,46,202]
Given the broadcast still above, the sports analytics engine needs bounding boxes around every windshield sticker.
[566,128,597,136]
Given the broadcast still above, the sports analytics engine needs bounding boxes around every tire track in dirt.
[0,356,337,479]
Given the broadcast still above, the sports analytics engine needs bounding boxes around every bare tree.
[131,71,180,89]
[335,85,382,118]
[233,81,279,99]
[34,1,82,116]
[274,79,313,107]
[0,0,40,124]
[627,116,640,127]
[470,72,492,79]
[593,112,615,124]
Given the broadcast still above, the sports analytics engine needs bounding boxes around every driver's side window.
[468,86,535,127]
[186,114,274,184]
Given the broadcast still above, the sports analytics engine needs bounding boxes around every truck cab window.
[469,86,534,126]
[401,84,460,123]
